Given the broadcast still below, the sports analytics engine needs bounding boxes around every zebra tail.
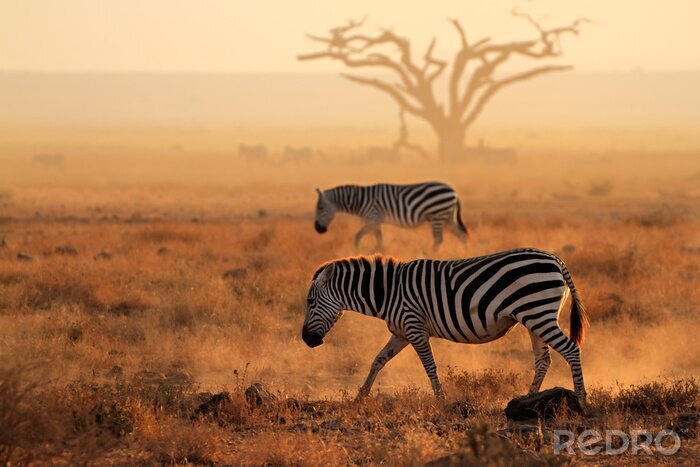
[455,199,470,241]
[561,261,589,346]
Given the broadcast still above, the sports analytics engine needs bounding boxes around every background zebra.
[314,181,469,251]
[302,248,589,403]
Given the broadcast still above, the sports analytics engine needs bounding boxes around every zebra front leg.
[356,334,408,400]
[372,226,384,253]
[409,335,444,398]
[528,332,551,394]
[354,223,375,249]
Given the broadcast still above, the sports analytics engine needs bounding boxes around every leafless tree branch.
[462,65,572,128]
[298,13,585,159]
[340,73,425,118]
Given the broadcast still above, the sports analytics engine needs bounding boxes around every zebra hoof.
[354,388,369,402]
[577,394,590,413]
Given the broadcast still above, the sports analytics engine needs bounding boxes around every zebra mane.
[312,255,399,282]
[323,185,356,202]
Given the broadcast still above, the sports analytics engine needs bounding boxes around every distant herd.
[303,181,589,404]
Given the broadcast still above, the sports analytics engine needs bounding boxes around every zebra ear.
[316,262,335,288]
[315,188,324,198]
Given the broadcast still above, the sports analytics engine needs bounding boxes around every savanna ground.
[1,148,700,465]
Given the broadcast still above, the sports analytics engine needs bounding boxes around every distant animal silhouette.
[238,144,268,161]
[283,146,313,164]
[302,249,589,403]
[314,182,468,251]
[365,146,400,163]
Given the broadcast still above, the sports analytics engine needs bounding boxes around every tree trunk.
[437,125,466,162]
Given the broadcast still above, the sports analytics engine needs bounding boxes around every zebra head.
[302,262,344,348]
[314,188,336,234]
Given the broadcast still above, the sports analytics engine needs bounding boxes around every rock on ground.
[245,383,278,408]
[55,245,78,255]
[562,244,576,253]
[192,392,232,420]
[505,387,583,421]
[94,251,113,260]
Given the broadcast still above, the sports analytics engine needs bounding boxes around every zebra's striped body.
[302,248,588,401]
[314,182,468,250]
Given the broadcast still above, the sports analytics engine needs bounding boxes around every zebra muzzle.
[302,329,324,348]
[314,221,327,234]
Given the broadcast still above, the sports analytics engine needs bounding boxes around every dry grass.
[1,363,697,464]
[0,153,699,463]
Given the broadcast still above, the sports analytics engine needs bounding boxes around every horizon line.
[2,68,700,76]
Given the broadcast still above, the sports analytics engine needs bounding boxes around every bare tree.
[298,10,586,161]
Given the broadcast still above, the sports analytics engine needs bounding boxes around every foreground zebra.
[302,248,589,403]
[314,182,468,251]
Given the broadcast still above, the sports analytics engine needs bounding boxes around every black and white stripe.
[302,248,589,402]
[314,182,468,250]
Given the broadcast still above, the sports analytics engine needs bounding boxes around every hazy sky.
[2,0,699,73]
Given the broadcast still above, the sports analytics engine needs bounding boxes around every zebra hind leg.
[429,221,444,251]
[448,218,468,243]
[528,332,551,394]
[516,309,587,404]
